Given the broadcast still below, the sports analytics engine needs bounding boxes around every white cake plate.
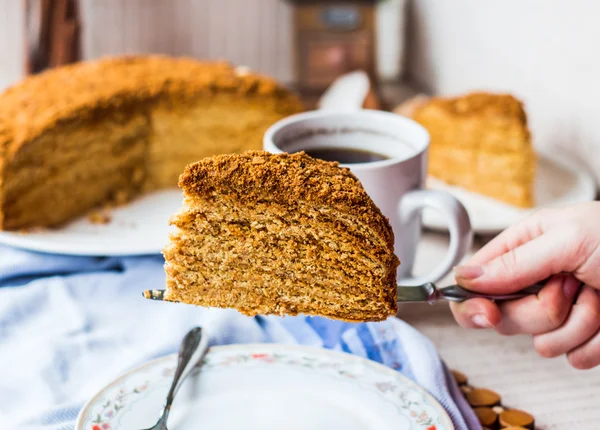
[75,344,453,430]
[0,189,183,256]
[422,149,597,235]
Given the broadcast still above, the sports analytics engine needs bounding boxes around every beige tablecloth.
[407,231,600,430]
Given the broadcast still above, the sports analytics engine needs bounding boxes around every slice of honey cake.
[163,151,399,322]
[409,92,536,208]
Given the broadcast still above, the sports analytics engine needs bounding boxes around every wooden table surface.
[407,231,600,430]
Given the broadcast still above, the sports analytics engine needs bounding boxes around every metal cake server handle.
[397,281,547,304]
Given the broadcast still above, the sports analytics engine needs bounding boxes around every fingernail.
[471,314,492,328]
[454,265,484,280]
[563,276,581,299]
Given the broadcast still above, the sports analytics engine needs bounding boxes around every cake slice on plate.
[398,92,536,208]
[161,151,399,322]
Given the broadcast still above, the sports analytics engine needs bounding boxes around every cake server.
[143,281,546,305]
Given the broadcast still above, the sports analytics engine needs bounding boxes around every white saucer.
[422,150,597,235]
[75,344,453,430]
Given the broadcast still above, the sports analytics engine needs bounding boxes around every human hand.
[450,201,600,369]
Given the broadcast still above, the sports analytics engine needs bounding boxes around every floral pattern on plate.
[78,344,452,430]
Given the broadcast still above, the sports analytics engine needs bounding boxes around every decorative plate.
[423,150,597,235]
[76,344,453,430]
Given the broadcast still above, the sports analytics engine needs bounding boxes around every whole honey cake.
[0,55,304,230]
[405,92,535,208]
[162,151,400,322]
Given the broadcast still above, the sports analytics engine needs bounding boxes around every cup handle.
[397,189,473,286]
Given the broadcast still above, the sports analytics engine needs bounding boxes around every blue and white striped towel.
[0,244,479,430]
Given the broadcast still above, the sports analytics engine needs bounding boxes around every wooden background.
[0,1,23,91]
[81,0,295,81]
[0,0,406,90]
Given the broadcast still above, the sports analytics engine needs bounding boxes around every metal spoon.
[140,326,209,430]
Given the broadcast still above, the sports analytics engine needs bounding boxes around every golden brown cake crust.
[180,150,397,257]
[0,55,303,160]
[413,91,528,122]
[172,150,400,322]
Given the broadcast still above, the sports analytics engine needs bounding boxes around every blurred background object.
[3,0,407,87]
[289,0,378,94]
[24,0,81,74]
[317,70,381,111]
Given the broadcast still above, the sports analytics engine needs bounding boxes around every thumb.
[455,227,584,293]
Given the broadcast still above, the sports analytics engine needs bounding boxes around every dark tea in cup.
[302,147,389,164]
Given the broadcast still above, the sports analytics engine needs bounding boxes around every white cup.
[263,110,472,286]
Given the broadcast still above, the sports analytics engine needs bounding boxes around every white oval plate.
[0,189,183,256]
[76,344,453,430]
[423,150,597,235]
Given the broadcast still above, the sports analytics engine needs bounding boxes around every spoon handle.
[161,327,208,421]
